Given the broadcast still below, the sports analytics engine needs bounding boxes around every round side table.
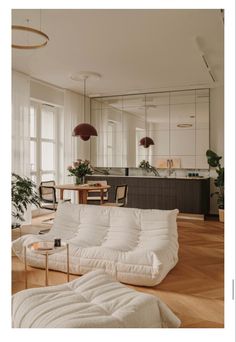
[24,241,69,288]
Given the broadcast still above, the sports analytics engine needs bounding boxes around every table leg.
[67,244,70,282]
[100,189,104,204]
[78,190,87,204]
[59,189,64,200]
[82,190,87,204]
[45,252,48,286]
[24,246,27,289]
[78,190,81,203]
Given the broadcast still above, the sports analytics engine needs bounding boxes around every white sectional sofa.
[12,202,179,286]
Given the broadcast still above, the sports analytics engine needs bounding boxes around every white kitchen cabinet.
[170,129,195,156]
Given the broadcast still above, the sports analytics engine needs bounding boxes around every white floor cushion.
[12,202,179,286]
[12,270,181,328]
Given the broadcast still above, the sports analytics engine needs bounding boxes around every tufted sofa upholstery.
[12,202,179,286]
[12,269,181,328]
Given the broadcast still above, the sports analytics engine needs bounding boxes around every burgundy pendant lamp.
[72,72,99,141]
[72,123,97,141]
[139,136,155,148]
[139,95,155,148]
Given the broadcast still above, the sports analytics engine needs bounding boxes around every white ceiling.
[12,9,224,97]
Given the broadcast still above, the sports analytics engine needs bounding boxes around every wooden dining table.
[55,183,111,204]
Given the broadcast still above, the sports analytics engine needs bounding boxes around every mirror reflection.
[90,89,209,169]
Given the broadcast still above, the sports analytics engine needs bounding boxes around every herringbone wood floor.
[12,214,224,328]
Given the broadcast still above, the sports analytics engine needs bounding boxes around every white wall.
[209,85,224,214]
[30,79,64,107]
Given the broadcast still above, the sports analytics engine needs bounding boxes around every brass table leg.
[67,244,70,282]
[45,252,49,286]
[24,246,27,289]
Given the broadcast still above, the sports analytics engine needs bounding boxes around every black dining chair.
[39,180,58,211]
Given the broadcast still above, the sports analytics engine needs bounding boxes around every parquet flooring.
[12,214,224,328]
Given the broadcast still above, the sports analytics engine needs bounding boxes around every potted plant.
[138,160,160,177]
[206,150,224,222]
[67,159,93,184]
[11,173,40,228]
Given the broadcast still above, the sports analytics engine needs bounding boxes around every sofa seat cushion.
[12,203,179,286]
[12,270,181,328]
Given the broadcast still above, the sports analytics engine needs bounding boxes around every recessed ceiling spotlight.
[177,123,193,128]
[139,105,157,110]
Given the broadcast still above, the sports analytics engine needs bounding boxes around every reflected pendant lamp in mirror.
[72,72,99,141]
[139,136,155,148]
[139,96,155,148]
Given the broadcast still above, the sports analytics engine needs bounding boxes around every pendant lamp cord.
[145,95,147,144]
[26,19,29,45]
[83,77,87,122]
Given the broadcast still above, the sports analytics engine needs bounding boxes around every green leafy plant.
[67,159,93,178]
[139,160,160,176]
[206,149,224,209]
[12,173,40,226]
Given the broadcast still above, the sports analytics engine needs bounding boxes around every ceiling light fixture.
[194,36,216,83]
[72,72,100,141]
[12,10,49,49]
[139,95,155,148]
[177,123,193,128]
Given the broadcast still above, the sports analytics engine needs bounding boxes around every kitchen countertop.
[87,175,209,180]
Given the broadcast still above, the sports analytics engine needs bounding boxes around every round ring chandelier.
[12,25,49,49]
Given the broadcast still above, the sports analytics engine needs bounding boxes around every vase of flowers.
[75,176,85,185]
[67,159,93,185]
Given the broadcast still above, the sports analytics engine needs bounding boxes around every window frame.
[30,100,59,186]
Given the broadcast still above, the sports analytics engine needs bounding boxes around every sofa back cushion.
[51,202,178,252]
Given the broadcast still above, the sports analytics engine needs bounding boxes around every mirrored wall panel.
[90,89,209,169]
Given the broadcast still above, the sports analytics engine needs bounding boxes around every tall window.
[30,101,58,185]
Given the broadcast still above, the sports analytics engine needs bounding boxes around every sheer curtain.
[12,70,31,223]
[63,90,88,202]
[64,90,81,182]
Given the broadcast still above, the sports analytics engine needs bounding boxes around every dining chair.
[39,180,58,211]
[86,180,108,204]
[102,184,128,207]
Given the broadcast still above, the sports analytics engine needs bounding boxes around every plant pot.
[75,176,85,185]
[219,208,224,223]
